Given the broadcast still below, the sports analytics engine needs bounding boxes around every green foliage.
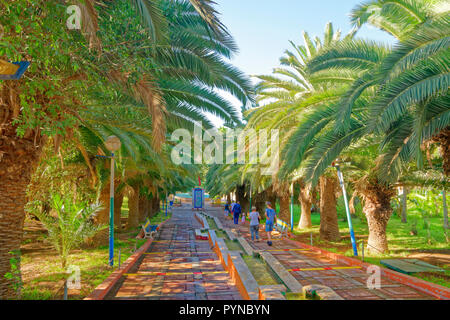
[3,250,23,295]
[26,194,106,269]
[0,0,89,137]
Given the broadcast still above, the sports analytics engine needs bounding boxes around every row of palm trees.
[206,0,449,255]
[0,0,254,298]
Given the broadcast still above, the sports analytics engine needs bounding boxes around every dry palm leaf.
[74,0,102,51]
[134,79,167,153]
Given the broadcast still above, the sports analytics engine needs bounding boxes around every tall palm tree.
[0,0,253,298]
[246,22,352,233]
[280,3,449,253]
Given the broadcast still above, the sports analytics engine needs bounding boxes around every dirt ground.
[19,218,139,299]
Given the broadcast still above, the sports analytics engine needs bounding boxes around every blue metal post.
[109,153,115,266]
[165,192,168,217]
[336,165,358,256]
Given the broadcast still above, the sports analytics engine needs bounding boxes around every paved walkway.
[105,204,242,300]
[208,206,437,300]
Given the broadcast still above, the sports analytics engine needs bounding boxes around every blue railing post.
[336,164,358,256]
[109,152,115,266]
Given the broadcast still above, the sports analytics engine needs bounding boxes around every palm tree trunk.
[241,192,250,216]
[147,197,155,218]
[0,171,35,298]
[254,190,267,216]
[298,184,312,229]
[265,187,277,209]
[433,128,450,176]
[127,185,140,230]
[139,194,148,222]
[311,186,319,212]
[278,195,290,223]
[319,176,340,241]
[156,195,161,213]
[400,187,408,224]
[236,184,246,205]
[114,192,123,232]
[151,194,160,216]
[0,83,47,297]
[359,180,395,254]
[91,185,110,246]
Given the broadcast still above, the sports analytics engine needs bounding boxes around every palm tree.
[350,0,447,40]
[0,0,253,298]
[280,2,449,253]
[244,22,349,232]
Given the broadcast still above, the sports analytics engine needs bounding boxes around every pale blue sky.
[209,0,396,126]
[217,0,395,77]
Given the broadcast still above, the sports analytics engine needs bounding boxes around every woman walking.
[265,202,277,246]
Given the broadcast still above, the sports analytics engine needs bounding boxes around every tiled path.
[106,204,242,300]
[209,206,438,300]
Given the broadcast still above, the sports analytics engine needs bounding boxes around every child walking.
[249,206,260,242]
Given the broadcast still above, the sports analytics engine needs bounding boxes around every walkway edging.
[258,285,287,300]
[206,210,293,300]
[84,219,170,300]
[284,238,450,300]
[258,251,303,294]
[303,284,344,300]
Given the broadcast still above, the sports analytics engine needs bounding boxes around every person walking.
[230,201,236,214]
[232,201,242,225]
[265,201,277,246]
[249,206,260,242]
[224,201,231,216]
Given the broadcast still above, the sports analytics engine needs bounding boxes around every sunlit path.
[105,204,242,300]
[206,205,439,300]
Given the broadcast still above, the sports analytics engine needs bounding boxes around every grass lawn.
[280,200,450,288]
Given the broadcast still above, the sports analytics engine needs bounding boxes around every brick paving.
[105,204,242,300]
[209,206,438,300]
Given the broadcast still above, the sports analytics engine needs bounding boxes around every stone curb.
[303,284,344,300]
[284,238,450,300]
[225,228,237,241]
[237,237,255,256]
[208,229,218,248]
[214,217,224,230]
[205,209,289,300]
[227,251,260,300]
[214,238,230,269]
[259,251,303,293]
[194,212,210,230]
[84,219,170,300]
[259,284,287,300]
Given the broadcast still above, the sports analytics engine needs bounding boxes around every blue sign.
[193,188,204,209]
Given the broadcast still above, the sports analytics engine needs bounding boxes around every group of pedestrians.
[224,201,242,224]
[224,200,277,246]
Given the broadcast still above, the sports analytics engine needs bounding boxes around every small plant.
[4,250,23,297]
[27,194,106,269]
